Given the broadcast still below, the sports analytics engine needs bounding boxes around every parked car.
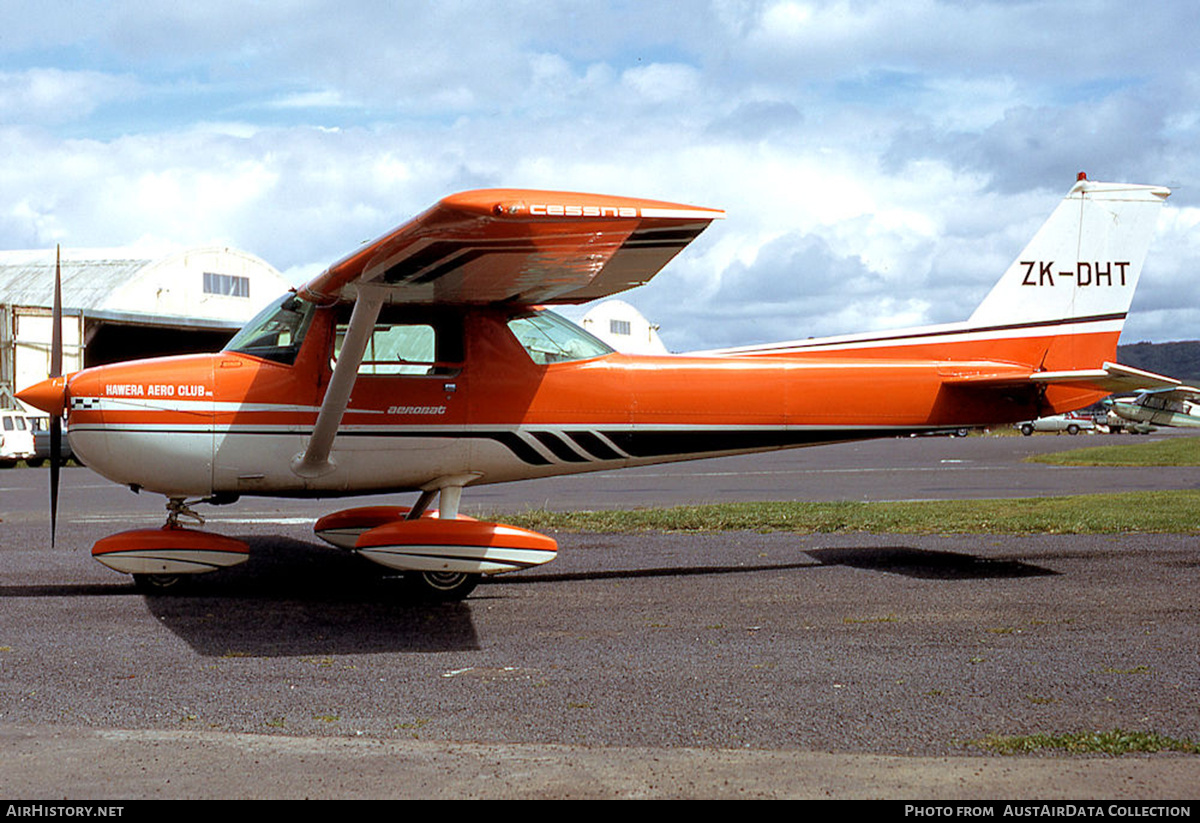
[27,416,76,467]
[1016,412,1095,436]
[0,409,36,466]
[909,427,972,438]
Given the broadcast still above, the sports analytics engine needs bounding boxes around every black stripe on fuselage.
[74,425,910,466]
[566,431,625,461]
[598,429,896,458]
[531,431,591,463]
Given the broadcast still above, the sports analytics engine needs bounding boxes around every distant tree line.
[1119,341,1200,385]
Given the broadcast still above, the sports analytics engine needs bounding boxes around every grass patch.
[500,490,1200,535]
[973,730,1200,756]
[1097,665,1152,675]
[843,614,898,624]
[1026,435,1200,466]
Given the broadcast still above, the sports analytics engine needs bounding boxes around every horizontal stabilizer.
[1030,361,1183,393]
[941,361,1185,395]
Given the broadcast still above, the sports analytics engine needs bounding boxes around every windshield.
[224,293,318,365]
[507,309,614,365]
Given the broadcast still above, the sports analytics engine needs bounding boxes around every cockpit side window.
[507,309,614,365]
[333,304,464,377]
[224,293,318,365]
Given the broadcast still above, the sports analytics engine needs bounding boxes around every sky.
[2,0,1199,352]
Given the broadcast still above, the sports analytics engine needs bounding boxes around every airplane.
[1104,386,1200,429]
[16,174,1178,600]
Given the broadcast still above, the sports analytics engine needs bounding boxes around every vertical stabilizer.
[967,177,1170,329]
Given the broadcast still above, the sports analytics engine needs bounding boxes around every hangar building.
[580,298,670,355]
[0,246,290,410]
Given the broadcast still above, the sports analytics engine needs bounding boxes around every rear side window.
[333,304,464,377]
[507,310,613,365]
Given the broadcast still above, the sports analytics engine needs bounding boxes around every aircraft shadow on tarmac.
[127,543,1059,656]
[134,538,825,657]
[805,546,1059,580]
[2,536,1056,656]
[136,536,488,657]
[1,535,823,658]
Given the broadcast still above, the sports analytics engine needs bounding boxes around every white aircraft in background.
[1105,386,1200,429]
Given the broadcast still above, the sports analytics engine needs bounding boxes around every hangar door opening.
[83,320,237,367]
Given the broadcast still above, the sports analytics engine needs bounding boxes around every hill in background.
[1118,341,1200,385]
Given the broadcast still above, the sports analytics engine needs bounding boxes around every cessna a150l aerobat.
[18,174,1177,599]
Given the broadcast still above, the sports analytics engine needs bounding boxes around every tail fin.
[698,176,1169,372]
[952,177,1172,415]
[967,176,1170,331]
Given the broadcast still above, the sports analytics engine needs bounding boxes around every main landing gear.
[312,501,557,602]
[401,570,481,602]
[90,488,560,602]
[306,480,559,601]
[132,571,187,592]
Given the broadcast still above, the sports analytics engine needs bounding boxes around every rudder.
[968,176,1170,330]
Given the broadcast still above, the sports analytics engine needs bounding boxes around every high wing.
[299,189,724,306]
[1131,385,1200,402]
[293,188,723,482]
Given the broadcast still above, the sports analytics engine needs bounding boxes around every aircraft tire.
[403,571,480,602]
[132,573,186,593]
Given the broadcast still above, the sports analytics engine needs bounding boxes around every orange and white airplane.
[17,174,1176,599]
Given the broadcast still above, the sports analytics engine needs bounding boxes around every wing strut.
[291,290,384,478]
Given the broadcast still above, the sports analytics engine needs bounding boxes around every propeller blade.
[50,416,60,545]
[49,245,63,547]
[51,246,62,378]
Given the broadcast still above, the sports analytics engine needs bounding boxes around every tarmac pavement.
[1,432,1198,799]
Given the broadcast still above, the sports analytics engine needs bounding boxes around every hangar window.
[204,272,250,298]
[610,319,631,336]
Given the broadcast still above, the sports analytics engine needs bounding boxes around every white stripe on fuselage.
[689,316,1123,357]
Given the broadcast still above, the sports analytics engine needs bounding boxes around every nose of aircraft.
[17,376,68,416]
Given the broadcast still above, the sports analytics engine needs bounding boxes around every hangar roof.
[0,246,290,327]
[0,248,150,310]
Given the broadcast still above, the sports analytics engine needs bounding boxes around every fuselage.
[1109,397,1200,429]
[54,296,1106,499]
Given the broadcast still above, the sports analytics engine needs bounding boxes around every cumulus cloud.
[0,0,1196,349]
[0,68,140,124]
